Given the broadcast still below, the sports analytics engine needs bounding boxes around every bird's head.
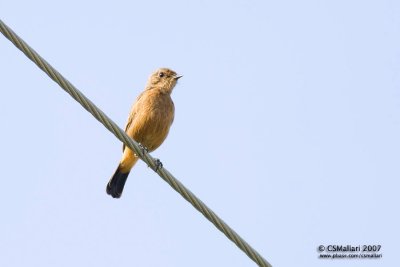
[147,68,182,94]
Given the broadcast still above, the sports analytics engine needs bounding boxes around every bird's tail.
[106,164,130,198]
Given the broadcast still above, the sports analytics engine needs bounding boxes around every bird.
[106,68,181,198]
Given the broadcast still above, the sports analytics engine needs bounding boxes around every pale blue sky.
[1,1,399,266]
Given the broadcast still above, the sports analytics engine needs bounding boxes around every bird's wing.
[122,92,145,152]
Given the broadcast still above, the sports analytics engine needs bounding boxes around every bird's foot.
[154,158,163,172]
[138,143,149,157]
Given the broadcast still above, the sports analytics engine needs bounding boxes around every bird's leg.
[137,143,162,171]
[154,158,163,172]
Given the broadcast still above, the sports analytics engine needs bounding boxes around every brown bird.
[106,68,181,198]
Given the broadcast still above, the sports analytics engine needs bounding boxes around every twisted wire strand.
[0,19,272,267]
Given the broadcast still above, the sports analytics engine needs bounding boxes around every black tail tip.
[106,167,130,199]
[106,183,123,198]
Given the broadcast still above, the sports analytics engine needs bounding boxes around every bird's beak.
[175,75,183,80]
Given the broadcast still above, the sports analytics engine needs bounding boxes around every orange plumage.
[106,68,181,198]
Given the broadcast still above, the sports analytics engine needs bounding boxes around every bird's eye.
[159,72,165,78]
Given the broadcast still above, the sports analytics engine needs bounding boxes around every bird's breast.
[132,92,175,151]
